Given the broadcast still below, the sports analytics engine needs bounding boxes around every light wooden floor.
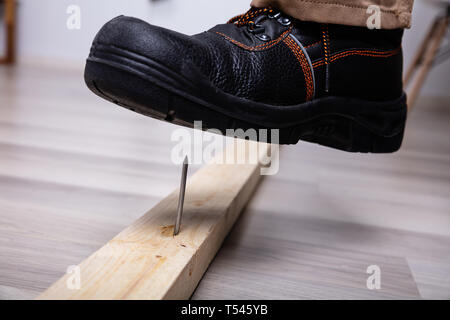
[0,64,449,300]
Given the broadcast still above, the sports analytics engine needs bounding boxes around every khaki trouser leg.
[250,0,414,29]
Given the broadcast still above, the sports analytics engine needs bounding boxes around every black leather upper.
[92,8,404,106]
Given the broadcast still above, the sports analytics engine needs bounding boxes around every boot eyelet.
[256,34,271,42]
[278,17,291,26]
[269,12,281,19]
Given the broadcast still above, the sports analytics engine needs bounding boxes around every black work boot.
[85,7,407,153]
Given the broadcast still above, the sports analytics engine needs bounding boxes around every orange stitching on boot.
[283,36,314,101]
[330,47,401,61]
[321,26,330,65]
[312,60,325,68]
[215,26,293,51]
[312,46,401,68]
[288,38,314,101]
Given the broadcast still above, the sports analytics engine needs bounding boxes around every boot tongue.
[228,7,275,27]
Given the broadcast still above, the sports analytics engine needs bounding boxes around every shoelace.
[228,7,292,41]
[228,7,275,27]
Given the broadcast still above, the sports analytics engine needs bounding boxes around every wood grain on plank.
[38,141,270,300]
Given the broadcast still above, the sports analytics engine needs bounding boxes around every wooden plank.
[37,140,270,300]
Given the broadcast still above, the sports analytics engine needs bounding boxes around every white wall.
[10,0,450,97]
[15,0,248,64]
[16,0,151,63]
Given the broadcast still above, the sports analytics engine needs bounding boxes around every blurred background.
[0,0,449,300]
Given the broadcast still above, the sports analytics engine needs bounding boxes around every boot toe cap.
[90,16,205,74]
